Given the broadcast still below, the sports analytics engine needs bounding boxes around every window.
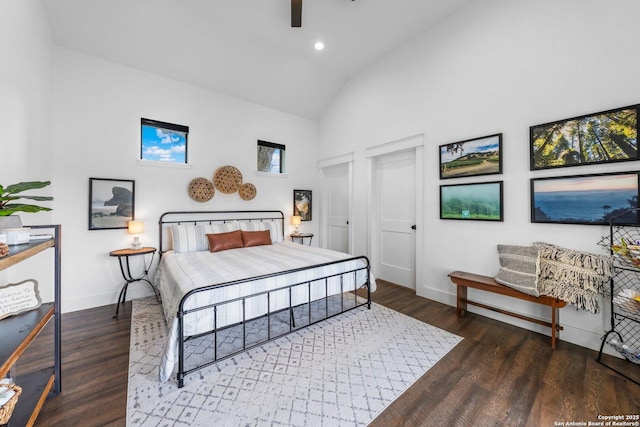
[257,140,285,173]
[140,118,189,164]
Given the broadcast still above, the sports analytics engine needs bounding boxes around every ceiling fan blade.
[291,0,302,27]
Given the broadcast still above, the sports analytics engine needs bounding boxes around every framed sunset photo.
[530,172,640,225]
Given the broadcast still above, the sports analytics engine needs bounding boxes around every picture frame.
[140,118,189,164]
[439,133,502,179]
[440,181,503,221]
[293,189,312,221]
[89,178,135,230]
[530,171,640,225]
[530,104,639,171]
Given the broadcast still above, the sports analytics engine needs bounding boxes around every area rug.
[126,296,462,426]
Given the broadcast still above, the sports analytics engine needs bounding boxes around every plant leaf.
[0,204,53,215]
[4,181,51,195]
[16,195,53,202]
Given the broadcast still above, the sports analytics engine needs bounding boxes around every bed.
[155,210,374,387]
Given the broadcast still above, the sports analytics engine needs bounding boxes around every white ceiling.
[41,0,473,121]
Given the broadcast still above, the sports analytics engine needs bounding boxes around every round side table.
[290,233,314,246]
[110,246,159,318]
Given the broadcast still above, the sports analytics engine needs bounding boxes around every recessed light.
[314,41,325,51]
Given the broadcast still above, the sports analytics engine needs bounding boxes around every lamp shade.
[291,216,301,226]
[128,220,144,235]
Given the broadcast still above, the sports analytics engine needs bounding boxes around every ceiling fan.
[291,0,354,28]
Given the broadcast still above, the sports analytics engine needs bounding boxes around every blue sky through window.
[141,124,187,163]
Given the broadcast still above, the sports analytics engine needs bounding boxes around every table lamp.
[291,216,301,235]
[128,220,144,249]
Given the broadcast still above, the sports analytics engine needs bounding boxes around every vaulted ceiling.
[42,0,473,121]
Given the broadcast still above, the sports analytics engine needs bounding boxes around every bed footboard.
[176,256,371,388]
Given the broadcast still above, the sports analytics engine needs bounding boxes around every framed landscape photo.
[293,189,312,221]
[440,181,503,221]
[530,104,639,171]
[530,172,640,225]
[89,178,135,230]
[439,133,502,179]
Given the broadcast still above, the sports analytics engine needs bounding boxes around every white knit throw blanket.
[534,242,614,314]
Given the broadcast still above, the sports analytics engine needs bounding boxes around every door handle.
[411,225,417,230]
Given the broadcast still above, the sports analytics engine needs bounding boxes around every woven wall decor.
[213,165,243,194]
[188,177,215,202]
[239,183,257,201]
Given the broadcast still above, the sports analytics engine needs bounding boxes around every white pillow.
[170,224,200,253]
[171,221,240,252]
[239,220,283,243]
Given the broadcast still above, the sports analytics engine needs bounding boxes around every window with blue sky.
[141,118,189,164]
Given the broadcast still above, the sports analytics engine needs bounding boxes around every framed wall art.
[440,181,503,221]
[89,178,135,230]
[439,133,502,179]
[530,171,640,225]
[140,118,189,165]
[530,104,639,171]
[293,189,312,221]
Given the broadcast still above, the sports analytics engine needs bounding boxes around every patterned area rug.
[127,296,462,426]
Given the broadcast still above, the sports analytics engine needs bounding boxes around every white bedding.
[156,241,374,382]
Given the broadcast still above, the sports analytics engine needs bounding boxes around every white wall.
[51,47,319,312]
[0,0,54,294]
[318,0,640,352]
[0,0,52,184]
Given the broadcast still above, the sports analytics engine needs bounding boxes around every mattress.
[156,241,374,381]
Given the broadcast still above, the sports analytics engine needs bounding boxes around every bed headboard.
[158,210,285,253]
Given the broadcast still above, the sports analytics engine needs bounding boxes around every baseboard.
[61,287,156,313]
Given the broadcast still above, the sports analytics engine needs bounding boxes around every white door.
[324,163,350,253]
[374,150,416,289]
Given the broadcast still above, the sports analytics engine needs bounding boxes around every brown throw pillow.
[206,230,243,252]
[242,230,272,247]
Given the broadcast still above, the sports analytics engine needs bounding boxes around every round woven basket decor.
[188,177,215,202]
[239,183,257,201]
[213,165,243,194]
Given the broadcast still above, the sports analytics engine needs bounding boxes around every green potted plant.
[0,181,53,218]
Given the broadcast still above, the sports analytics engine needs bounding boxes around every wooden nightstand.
[110,246,159,318]
[290,233,314,246]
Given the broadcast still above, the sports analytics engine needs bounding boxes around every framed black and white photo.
[530,171,640,225]
[439,133,502,179]
[89,178,135,230]
[530,104,639,171]
[440,181,503,221]
[293,189,312,221]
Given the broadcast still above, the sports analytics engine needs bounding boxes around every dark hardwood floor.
[26,280,640,426]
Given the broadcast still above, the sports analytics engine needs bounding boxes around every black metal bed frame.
[158,210,372,388]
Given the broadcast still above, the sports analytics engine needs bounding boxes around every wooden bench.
[448,270,566,349]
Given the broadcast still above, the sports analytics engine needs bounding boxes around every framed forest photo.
[530,172,640,225]
[530,104,639,170]
[440,181,503,221]
[439,133,502,179]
